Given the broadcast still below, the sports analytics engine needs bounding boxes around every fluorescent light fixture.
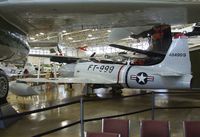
[62,30,66,33]
[68,37,73,40]
[40,32,44,35]
[30,37,35,40]
[88,34,92,37]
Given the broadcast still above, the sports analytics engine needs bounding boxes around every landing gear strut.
[109,88,122,96]
[0,70,19,128]
[0,71,8,105]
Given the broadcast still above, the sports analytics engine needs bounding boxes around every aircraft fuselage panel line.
[125,66,132,88]
[117,65,125,84]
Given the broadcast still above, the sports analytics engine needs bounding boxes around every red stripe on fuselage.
[147,76,154,81]
[117,65,125,84]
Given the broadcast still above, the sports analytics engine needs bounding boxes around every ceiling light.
[68,37,73,40]
[62,30,66,33]
[30,37,35,40]
[36,34,39,37]
[40,32,44,35]
[88,34,92,37]
[89,37,96,40]
[107,30,111,33]
[92,29,98,31]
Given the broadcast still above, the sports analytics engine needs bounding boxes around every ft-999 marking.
[88,64,115,73]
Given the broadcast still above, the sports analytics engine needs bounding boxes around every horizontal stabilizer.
[154,72,184,76]
[109,44,165,57]
[50,56,79,63]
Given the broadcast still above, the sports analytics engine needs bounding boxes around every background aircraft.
[0,63,21,77]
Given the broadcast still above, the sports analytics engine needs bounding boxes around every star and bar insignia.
[130,72,154,85]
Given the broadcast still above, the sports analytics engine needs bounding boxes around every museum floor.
[1,83,200,137]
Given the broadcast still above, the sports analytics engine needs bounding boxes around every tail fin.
[158,35,191,74]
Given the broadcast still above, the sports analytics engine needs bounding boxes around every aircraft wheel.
[110,88,122,96]
[0,71,8,105]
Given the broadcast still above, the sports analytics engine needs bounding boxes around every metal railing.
[1,90,200,137]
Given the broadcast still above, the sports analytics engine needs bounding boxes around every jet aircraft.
[17,34,192,95]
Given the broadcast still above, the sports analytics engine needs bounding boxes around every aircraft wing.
[29,41,58,48]
[1,1,200,35]
[16,77,116,84]
[29,54,80,63]
[109,44,165,58]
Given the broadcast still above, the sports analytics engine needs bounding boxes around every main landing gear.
[0,70,8,105]
[0,70,19,128]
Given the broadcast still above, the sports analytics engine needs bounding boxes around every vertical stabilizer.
[158,35,191,74]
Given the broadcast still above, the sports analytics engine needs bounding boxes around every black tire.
[0,70,8,105]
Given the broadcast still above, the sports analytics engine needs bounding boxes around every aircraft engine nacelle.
[58,64,76,77]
